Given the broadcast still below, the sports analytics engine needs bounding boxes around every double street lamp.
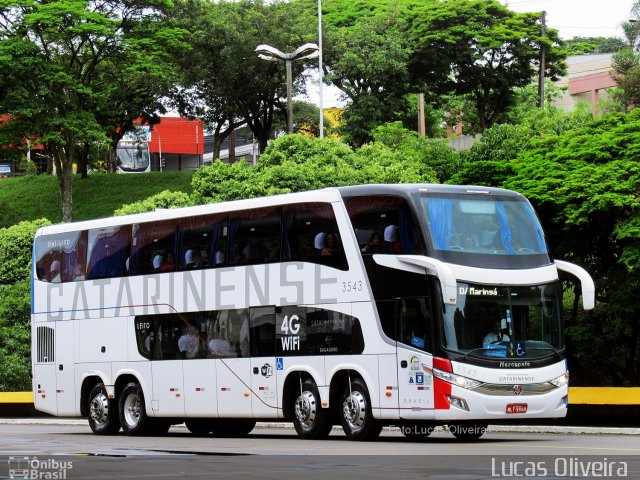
[255,43,319,134]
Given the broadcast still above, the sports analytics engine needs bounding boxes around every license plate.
[506,403,528,414]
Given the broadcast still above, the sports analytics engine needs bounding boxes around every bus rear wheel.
[449,422,487,441]
[339,378,382,441]
[88,383,120,435]
[119,381,155,436]
[292,380,333,439]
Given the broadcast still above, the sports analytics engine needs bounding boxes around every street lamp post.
[255,43,319,134]
[153,126,163,172]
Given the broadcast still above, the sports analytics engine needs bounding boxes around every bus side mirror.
[554,260,595,310]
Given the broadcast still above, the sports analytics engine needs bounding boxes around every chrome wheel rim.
[342,391,366,431]
[123,391,141,428]
[294,390,317,429]
[89,392,109,425]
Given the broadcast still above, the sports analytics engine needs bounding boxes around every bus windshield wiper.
[456,346,562,363]
[456,348,491,362]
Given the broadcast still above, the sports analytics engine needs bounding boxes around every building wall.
[554,54,616,114]
[149,117,204,171]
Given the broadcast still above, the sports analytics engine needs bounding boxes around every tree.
[0,0,187,221]
[564,36,627,55]
[504,111,640,386]
[271,101,329,137]
[171,0,317,155]
[323,9,413,146]
[409,0,567,130]
[611,48,640,110]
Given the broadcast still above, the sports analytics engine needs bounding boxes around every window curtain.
[496,201,515,253]
[522,206,547,253]
[427,198,453,250]
[398,206,416,253]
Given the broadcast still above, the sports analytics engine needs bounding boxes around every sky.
[500,0,637,40]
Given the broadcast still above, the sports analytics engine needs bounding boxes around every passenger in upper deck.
[321,233,340,256]
[159,252,176,272]
[384,225,402,252]
[361,231,384,254]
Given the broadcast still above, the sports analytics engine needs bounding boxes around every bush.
[114,190,193,216]
[0,218,51,286]
[0,279,32,391]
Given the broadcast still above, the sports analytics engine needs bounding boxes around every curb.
[1,418,639,435]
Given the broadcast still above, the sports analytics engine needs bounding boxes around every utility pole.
[418,93,426,136]
[538,10,546,109]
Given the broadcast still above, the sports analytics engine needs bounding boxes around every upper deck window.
[344,195,423,255]
[35,231,87,283]
[420,194,550,269]
[87,226,131,279]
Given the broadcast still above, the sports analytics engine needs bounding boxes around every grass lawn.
[0,171,193,228]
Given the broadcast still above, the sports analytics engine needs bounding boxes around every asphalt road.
[1,422,639,479]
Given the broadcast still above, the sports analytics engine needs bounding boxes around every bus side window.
[345,195,422,255]
[130,220,178,275]
[178,215,227,270]
[250,307,275,357]
[87,225,131,279]
[35,231,88,283]
[229,207,281,266]
[283,203,348,271]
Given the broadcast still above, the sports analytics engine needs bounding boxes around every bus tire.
[292,379,333,439]
[339,378,382,441]
[211,419,256,437]
[449,422,487,441]
[87,383,120,435]
[119,381,154,436]
[185,419,214,436]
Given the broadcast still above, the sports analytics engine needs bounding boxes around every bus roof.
[35,183,524,237]
[35,187,343,237]
[337,183,524,198]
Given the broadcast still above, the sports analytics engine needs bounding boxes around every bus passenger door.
[55,320,77,415]
[395,297,435,420]
[151,321,185,416]
[215,310,253,417]
[249,307,278,418]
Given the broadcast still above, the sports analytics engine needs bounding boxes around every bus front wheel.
[292,379,333,439]
[339,378,382,441]
[88,383,120,435]
[119,381,154,436]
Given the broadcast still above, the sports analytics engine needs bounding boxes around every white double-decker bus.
[31,184,594,440]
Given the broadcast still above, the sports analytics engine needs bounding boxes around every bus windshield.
[419,194,551,268]
[442,281,563,360]
[117,142,150,172]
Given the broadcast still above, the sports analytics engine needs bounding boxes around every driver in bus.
[482,320,510,345]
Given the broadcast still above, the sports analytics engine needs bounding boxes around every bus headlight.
[433,368,482,390]
[549,372,569,388]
